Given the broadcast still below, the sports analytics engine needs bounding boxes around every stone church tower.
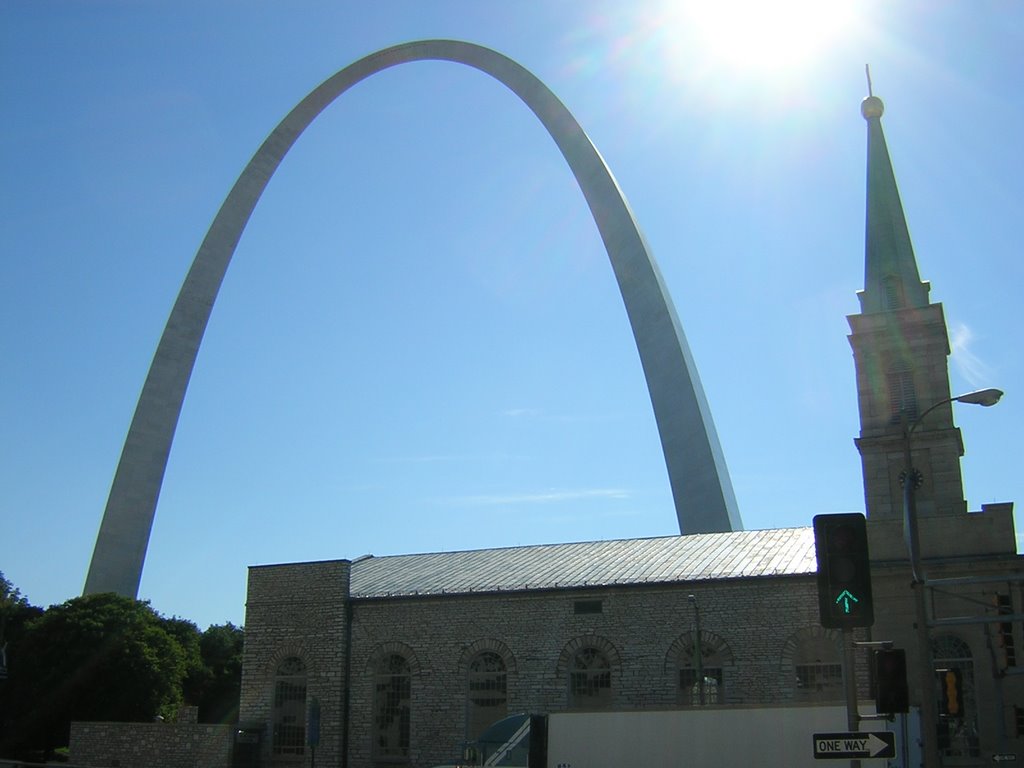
[848,89,1022,764]
[847,93,968,523]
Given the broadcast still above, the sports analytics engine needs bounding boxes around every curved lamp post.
[902,387,1003,768]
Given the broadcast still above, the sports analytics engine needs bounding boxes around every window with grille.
[569,647,612,709]
[786,629,842,702]
[676,631,732,706]
[679,668,723,705]
[272,657,306,759]
[374,653,411,760]
[795,663,843,695]
[467,651,507,740]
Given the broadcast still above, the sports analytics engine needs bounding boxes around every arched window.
[558,636,619,710]
[272,656,307,760]
[374,653,411,760]
[783,628,843,702]
[675,631,733,706]
[569,646,612,709]
[467,651,508,740]
[932,635,980,758]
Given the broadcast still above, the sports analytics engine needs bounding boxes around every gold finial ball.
[861,95,885,119]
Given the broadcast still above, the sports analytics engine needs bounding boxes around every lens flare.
[663,0,858,77]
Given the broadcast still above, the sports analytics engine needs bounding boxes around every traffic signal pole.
[814,514,874,768]
[912,578,941,768]
[842,628,862,768]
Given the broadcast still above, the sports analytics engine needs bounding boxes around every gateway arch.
[84,40,742,598]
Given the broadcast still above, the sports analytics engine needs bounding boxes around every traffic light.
[874,648,909,714]
[813,513,874,628]
[938,668,963,719]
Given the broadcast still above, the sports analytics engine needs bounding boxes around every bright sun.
[665,0,857,77]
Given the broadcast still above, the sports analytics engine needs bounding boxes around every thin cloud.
[502,407,542,418]
[499,407,620,423]
[445,488,631,506]
[950,322,993,387]
[380,455,465,464]
[379,452,533,464]
[543,507,644,523]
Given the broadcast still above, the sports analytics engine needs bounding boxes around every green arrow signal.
[835,590,859,614]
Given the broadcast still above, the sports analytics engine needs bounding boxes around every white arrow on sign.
[865,734,890,757]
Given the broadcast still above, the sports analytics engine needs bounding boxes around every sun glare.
[665,0,856,77]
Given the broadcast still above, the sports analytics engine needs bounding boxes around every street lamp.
[687,594,705,705]
[903,388,1003,580]
[902,387,1002,768]
[950,388,1004,407]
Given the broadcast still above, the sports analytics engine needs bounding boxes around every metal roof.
[349,527,816,599]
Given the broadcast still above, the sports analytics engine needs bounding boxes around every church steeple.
[847,86,967,521]
[857,92,930,314]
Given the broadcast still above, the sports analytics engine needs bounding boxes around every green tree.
[161,615,206,713]
[1,593,189,758]
[0,572,43,673]
[196,622,244,723]
[0,572,28,607]
[152,617,244,723]
[0,573,44,748]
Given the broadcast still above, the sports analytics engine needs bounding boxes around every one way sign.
[813,732,896,760]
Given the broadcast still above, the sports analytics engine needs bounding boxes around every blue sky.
[2,1,1021,630]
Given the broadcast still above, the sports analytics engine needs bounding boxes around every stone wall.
[344,574,865,768]
[237,562,882,768]
[69,721,234,768]
[240,559,350,768]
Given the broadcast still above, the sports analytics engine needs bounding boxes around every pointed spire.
[857,75,930,314]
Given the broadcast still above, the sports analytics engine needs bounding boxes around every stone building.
[240,532,861,767]
[233,93,1022,768]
